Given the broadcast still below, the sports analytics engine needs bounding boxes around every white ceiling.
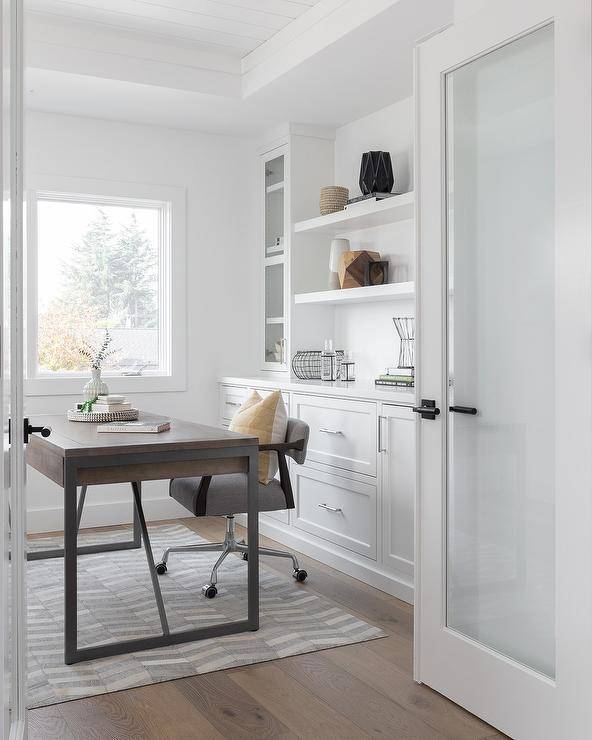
[25,0,455,136]
[27,0,323,57]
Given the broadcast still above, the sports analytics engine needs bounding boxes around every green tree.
[111,214,157,328]
[60,209,117,320]
[60,209,157,328]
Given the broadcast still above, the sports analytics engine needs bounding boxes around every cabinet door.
[380,405,415,583]
[261,148,288,371]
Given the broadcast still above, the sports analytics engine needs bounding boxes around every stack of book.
[88,394,132,412]
[375,368,415,388]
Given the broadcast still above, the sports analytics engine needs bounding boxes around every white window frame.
[25,174,187,395]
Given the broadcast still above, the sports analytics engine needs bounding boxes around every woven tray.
[67,408,139,423]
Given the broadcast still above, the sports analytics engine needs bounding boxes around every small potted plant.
[79,329,117,402]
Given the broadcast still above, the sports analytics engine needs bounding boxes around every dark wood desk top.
[27,413,258,459]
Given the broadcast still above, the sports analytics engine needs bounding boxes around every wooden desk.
[26,413,260,665]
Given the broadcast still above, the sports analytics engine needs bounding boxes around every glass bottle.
[321,339,338,381]
[340,351,356,381]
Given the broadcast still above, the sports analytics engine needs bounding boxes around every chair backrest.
[285,418,309,465]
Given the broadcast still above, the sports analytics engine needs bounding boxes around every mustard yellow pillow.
[229,390,288,484]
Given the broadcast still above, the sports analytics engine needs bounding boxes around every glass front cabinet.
[261,146,289,371]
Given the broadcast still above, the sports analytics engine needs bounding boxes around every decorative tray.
[67,408,139,423]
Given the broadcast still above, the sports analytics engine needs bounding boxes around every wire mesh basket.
[292,350,345,380]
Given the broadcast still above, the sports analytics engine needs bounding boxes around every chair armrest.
[258,439,305,453]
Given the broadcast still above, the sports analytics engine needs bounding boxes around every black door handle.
[412,400,440,420]
[23,418,52,443]
[449,406,478,415]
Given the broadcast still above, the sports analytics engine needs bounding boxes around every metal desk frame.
[28,443,259,665]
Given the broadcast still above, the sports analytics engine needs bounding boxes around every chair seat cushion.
[170,474,288,517]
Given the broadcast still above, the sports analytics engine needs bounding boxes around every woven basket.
[319,186,349,215]
[67,408,139,423]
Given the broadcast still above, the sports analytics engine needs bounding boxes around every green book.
[377,374,414,382]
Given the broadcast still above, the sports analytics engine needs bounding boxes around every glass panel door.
[263,153,286,369]
[445,25,555,677]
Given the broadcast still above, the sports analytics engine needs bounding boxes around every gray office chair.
[155,418,309,598]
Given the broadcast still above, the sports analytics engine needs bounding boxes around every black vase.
[359,151,394,195]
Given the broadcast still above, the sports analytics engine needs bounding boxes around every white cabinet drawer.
[293,465,376,559]
[220,385,249,422]
[220,385,289,423]
[293,394,377,476]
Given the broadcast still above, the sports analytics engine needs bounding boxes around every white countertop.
[220,374,416,405]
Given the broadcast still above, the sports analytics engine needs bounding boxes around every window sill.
[24,373,186,397]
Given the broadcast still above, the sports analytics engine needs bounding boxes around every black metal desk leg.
[64,462,78,664]
[131,482,169,636]
[132,482,141,548]
[76,485,87,533]
[247,447,259,631]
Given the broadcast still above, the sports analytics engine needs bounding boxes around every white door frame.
[414,1,592,738]
[2,0,27,736]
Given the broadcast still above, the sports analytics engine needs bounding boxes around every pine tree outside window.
[25,177,187,395]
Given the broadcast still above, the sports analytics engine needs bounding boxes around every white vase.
[328,238,350,288]
[83,368,108,401]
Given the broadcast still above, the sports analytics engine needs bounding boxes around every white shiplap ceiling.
[27,0,323,56]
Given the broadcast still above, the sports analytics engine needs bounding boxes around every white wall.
[454,0,490,22]
[25,111,258,532]
[332,98,415,378]
[334,97,413,197]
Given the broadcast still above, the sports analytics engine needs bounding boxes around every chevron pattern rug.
[26,523,385,708]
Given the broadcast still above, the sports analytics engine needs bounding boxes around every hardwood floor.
[28,518,505,739]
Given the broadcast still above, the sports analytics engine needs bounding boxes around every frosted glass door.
[446,25,554,677]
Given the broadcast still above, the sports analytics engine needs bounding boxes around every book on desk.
[97,420,171,433]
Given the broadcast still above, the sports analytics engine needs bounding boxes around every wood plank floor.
[28,517,506,739]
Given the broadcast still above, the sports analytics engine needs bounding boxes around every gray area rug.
[27,523,385,708]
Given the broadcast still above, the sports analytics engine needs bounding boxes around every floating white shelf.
[294,281,415,306]
[294,191,414,235]
[265,316,285,324]
[264,253,285,266]
[266,182,284,194]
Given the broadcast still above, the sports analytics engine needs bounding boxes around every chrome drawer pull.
[226,401,241,407]
[318,503,342,513]
[319,428,343,435]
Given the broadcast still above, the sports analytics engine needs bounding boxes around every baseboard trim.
[27,496,187,534]
[239,514,414,604]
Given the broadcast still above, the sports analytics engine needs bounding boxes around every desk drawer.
[293,394,377,476]
[293,465,376,559]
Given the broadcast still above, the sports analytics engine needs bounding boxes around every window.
[26,176,186,394]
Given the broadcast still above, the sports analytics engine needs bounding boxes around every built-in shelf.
[266,316,285,324]
[266,182,284,194]
[264,253,285,266]
[294,191,414,236]
[294,281,415,306]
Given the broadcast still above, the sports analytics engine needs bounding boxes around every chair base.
[155,515,307,595]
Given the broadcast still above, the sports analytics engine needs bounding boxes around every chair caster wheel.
[202,584,218,599]
[293,569,308,582]
[242,553,248,561]
[155,562,167,575]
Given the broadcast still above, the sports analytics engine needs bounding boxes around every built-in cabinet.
[219,379,415,603]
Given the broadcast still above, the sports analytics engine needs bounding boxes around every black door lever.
[449,406,478,415]
[23,418,52,443]
[412,400,441,420]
